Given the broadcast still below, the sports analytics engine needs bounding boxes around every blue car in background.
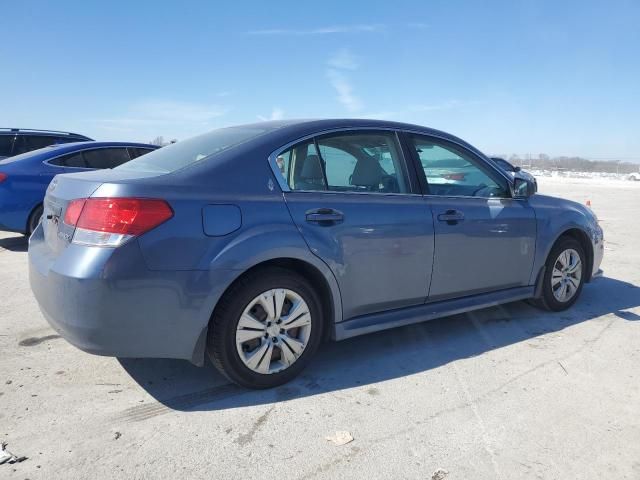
[0,141,158,234]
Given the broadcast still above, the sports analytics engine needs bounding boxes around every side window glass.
[278,140,326,191]
[59,152,86,168]
[128,147,154,159]
[316,132,407,193]
[84,148,130,169]
[0,135,15,157]
[410,136,508,198]
[13,135,57,155]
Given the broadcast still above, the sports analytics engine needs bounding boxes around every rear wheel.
[27,204,43,235]
[207,268,324,389]
[531,237,586,311]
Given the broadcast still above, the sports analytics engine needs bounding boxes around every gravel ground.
[1,177,639,479]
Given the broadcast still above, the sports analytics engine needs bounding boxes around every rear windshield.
[116,127,268,174]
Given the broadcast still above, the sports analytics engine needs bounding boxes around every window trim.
[268,128,421,196]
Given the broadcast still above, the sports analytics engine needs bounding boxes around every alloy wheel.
[551,248,582,302]
[235,289,312,374]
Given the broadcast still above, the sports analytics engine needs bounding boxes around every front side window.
[409,135,509,198]
[127,147,155,160]
[84,148,130,169]
[280,131,409,194]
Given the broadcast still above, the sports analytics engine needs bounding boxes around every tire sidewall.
[541,238,586,311]
[209,269,324,389]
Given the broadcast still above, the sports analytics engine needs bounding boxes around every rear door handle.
[305,208,344,224]
[437,209,465,225]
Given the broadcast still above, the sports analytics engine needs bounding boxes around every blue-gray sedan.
[28,119,604,389]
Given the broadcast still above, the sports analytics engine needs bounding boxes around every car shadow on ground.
[118,276,640,417]
[0,235,27,252]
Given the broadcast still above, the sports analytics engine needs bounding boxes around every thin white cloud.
[247,24,384,35]
[326,69,362,112]
[257,107,285,121]
[327,49,359,70]
[91,99,229,141]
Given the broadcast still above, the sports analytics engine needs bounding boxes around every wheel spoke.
[567,259,581,275]
[258,291,276,320]
[236,328,266,344]
[280,334,305,356]
[274,289,286,320]
[245,341,274,374]
[238,313,265,331]
[567,276,580,289]
[279,342,297,367]
[283,311,312,330]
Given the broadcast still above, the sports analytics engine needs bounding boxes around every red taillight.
[65,198,173,246]
[443,173,466,181]
[64,199,87,226]
[0,172,7,183]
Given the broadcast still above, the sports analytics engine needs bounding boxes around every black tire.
[27,204,44,235]
[207,267,324,389]
[531,236,586,311]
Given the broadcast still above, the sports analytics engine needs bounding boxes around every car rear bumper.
[28,226,238,363]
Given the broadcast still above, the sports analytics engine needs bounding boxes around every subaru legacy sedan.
[0,141,158,234]
[28,119,604,389]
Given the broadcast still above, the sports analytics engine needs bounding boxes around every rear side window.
[280,131,409,194]
[127,147,154,159]
[49,151,87,168]
[0,135,14,157]
[83,148,130,169]
[116,127,269,174]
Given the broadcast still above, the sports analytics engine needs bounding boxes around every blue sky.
[1,0,639,159]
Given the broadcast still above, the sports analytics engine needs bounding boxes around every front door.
[276,130,435,320]
[406,134,536,301]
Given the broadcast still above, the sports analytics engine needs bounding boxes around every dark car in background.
[0,128,93,159]
[0,142,158,234]
[491,157,538,192]
[28,119,603,389]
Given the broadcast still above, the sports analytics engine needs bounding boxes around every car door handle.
[437,209,465,224]
[305,208,344,224]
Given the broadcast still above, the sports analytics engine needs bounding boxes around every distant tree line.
[492,154,640,174]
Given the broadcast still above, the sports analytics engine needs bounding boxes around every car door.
[275,130,435,320]
[405,133,536,301]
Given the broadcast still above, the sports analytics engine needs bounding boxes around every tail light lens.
[64,197,173,247]
[0,172,7,183]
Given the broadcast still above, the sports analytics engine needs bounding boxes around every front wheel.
[207,268,324,389]
[532,237,586,311]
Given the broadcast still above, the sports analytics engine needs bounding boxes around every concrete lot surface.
[1,177,639,479]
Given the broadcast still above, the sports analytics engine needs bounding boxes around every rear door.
[276,130,434,320]
[406,134,536,301]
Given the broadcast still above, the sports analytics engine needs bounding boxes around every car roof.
[221,118,485,158]
[0,128,91,139]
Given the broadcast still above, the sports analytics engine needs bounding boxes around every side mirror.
[513,177,535,198]
[514,166,521,172]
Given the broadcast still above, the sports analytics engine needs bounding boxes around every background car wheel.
[531,236,586,311]
[27,204,44,235]
[207,267,324,389]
